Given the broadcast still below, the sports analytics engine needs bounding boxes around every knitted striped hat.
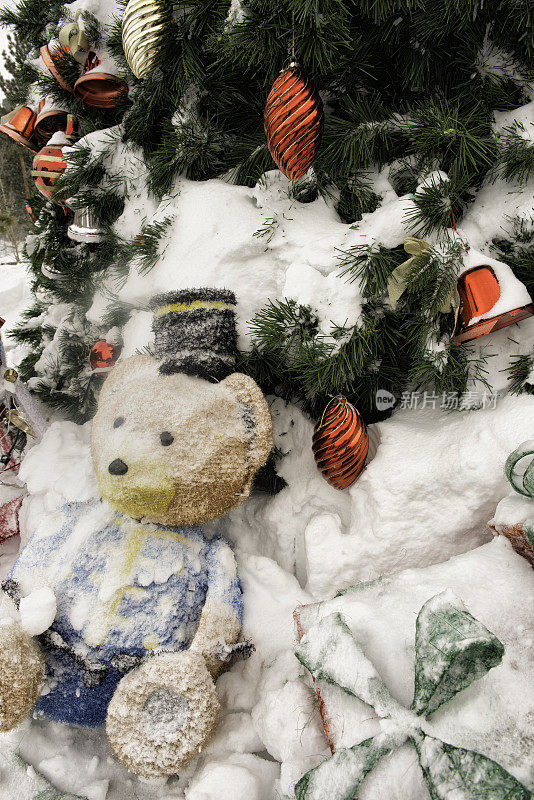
[150,289,238,381]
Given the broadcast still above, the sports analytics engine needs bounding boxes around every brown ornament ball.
[89,340,121,370]
[313,396,368,490]
[264,63,323,182]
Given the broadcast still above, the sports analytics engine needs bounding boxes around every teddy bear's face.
[91,355,272,526]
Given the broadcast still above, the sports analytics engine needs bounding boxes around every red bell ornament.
[0,105,38,152]
[90,340,121,371]
[32,133,68,202]
[74,52,128,109]
[40,41,76,93]
[34,99,69,144]
[454,264,534,345]
[264,62,323,182]
[313,396,369,490]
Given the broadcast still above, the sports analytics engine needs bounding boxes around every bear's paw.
[106,650,220,778]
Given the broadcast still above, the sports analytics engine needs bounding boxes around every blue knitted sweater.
[10,500,242,727]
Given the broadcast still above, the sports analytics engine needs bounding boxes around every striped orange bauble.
[32,137,68,201]
[312,396,368,490]
[264,63,323,181]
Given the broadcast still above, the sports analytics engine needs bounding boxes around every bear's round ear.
[222,373,273,471]
[97,354,155,407]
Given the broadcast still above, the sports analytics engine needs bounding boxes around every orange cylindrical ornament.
[264,62,323,181]
[313,396,368,490]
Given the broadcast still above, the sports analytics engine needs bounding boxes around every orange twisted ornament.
[264,63,323,181]
[312,396,368,490]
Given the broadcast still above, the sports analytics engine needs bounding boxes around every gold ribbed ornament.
[3,369,18,384]
[122,0,172,79]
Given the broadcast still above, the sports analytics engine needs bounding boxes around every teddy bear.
[0,289,273,779]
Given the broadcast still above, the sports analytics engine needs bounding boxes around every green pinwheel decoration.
[294,591,531,800]
[505,441,534,500]
[500,442,534,560]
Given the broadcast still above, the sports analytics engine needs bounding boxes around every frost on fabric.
[8,489,242,732]
[411,590,504,716]
[295,736,393,800]
[294,539,534,797]
[90,361,271,526]
[413,732,531,800]
[0,619,45,732]
[294,591,530,800]
[296,613,405,721]
[106,651,220,779]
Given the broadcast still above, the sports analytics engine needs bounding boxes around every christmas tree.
[0,0,532,426]
[1,2,534,797]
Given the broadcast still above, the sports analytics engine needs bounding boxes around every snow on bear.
[0,289,273,779]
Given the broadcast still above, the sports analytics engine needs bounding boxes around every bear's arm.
[188,538,242,675]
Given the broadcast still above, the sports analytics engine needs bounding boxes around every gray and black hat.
[150,288,238,381]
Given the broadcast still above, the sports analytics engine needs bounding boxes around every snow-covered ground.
[2,205,534,799]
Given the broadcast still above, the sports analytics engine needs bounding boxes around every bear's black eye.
[160,431,174,446]
[113,417,125,428]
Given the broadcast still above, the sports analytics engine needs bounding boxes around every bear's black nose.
[108,458,128,475]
